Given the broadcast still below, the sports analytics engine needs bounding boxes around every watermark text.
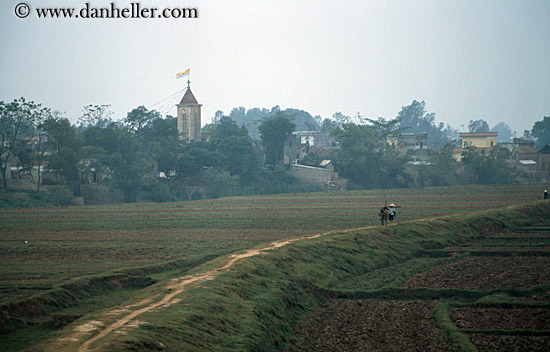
[15,2,198,19]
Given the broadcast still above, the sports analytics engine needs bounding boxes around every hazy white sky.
[1,0,549,135]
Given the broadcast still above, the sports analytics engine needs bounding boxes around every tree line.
[0,99,314,205]
[1,97,548,206]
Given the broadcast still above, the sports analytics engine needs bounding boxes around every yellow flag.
[176,69,190,79]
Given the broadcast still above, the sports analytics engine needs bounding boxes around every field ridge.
[37,201,550,351]
[1,184,548,351]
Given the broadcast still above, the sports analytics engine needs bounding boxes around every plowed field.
[289,301,454,352]
[288,227,550,351]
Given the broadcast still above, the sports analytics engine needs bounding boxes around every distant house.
[283,131,336,164]
[453,132,498,161]
[517,160,538,173]
[512,145,537,162]
[495,137,537,174]
[508,141,537,174]
[288,160,346,190]
[389,133,428,161]
[537,145,550,173]
[499,138,533,156]
[460,132,497,148]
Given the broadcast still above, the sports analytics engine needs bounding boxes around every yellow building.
[460,132,497,148]
[453,132,498,161]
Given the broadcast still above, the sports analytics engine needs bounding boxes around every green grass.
[335,256,467,290]
[1,183,549,350]
[433,302,480,352]
[102,199,550,351]
[0,183,543,303]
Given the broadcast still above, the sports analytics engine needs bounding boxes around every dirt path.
[50,215,453,352]
[60,231,337,352]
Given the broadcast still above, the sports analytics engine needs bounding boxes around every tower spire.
[176,78,202,144]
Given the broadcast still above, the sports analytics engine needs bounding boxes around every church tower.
[176,86,202,143]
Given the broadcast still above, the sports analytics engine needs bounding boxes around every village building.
[453,132,498,161]
[288,160,347,190]
[283,131,336,164]
[388,133,428,162]
[460,132,498,148]
[537,145,550,174]
[283,131,344,190]
[512,145,537,162]
[507,139,537,174]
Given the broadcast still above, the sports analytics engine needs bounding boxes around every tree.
[415,143,457,187]
[396,100,446,149]
[124,105,161,134]
[79,104,113,128]
[332,112,351,126]
[0,98,36,190]
[523,129,534,141]
[245,107,270,139]
[212,115,248,140]
[42,116,83,195]
[531,116,550,148]
[468,119,490,133]
[491,122,513,142]
[208,116,262,183]
[460,146,512,185]
[365,116,401,139]
[31,107,55,192]
[176,153,201,177]
[282,108,320,131]
[82,125,146,202]
[332,121,410,189]
[175,141,219,179]
[202,168,240,199]
[321,118,338,133]
[212,110,224,124]
[138,115,180,176]
[216,135,262,183]
[259,113,295,167]
[228,106,247,127]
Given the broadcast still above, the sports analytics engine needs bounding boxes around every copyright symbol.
[15,3,30,18]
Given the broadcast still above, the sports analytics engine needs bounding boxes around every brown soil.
[450,307,550,330]
[401,256,550,290]
[288,300,454,352]
[466,334,550,352]
[289,230,550,351]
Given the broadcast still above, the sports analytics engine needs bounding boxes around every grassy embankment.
[56,199,550,351]
[0,183,547,350]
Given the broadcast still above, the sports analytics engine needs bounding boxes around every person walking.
[388,203,397,223]
[379,207,388,226]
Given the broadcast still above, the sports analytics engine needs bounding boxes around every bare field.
[289,222,550,351]
[1,184,543,303]
[289,300,453,352]
[1,184,549,351]
[401,256,550,290]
